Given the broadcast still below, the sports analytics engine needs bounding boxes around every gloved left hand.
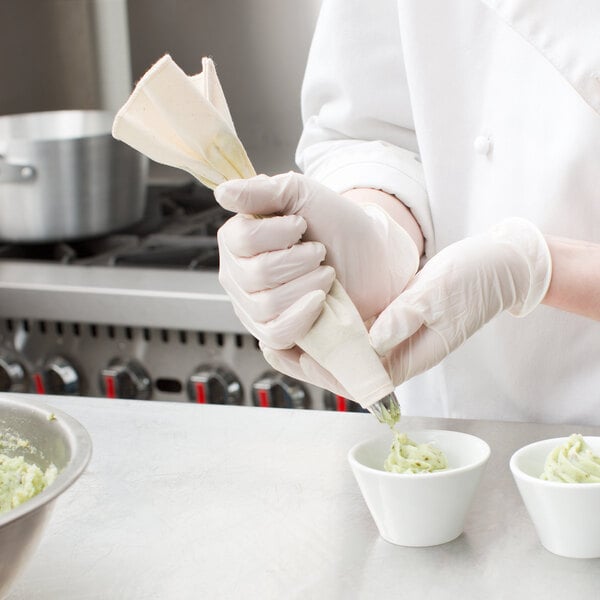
[261,218,552,397]
[216,172,420,350]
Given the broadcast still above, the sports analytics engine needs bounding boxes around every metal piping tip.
[367,391,401,427]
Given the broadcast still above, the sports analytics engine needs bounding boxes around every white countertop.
[6,396,600,599]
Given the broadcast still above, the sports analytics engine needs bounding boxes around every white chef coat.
[296,0,600,425]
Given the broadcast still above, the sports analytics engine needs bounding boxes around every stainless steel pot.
[0,110,148,242]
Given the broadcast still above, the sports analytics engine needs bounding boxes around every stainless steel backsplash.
[0,1,101,113]
[0,0,322,178]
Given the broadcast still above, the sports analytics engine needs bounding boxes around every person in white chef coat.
[215,0,600,425]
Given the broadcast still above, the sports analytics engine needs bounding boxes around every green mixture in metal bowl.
[0,433,57,515]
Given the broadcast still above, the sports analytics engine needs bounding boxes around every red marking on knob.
[258,389,269,408]
[104,374,116,399]
[194,382,207,404]
[336,395,347,412]
[33,373,45,394]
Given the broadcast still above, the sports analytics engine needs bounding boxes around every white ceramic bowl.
[510,436,600,559]
[0,395,92,599]
[348,429,490,547]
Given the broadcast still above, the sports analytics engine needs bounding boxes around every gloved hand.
[368,217,552,385]
[260,218,552,397]
[216,171,420,350]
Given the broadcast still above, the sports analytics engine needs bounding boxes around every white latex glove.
[216,171,420,350]
[261,218,552,397]
[368,217,552,385]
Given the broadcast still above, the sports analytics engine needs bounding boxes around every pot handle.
[0,154,36,183]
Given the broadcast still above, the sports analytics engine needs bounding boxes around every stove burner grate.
[0,183,232,270]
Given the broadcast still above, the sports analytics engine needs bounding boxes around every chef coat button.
[473,135,491,156]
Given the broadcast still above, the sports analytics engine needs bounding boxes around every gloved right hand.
[368,218,553,385]
[215,172,420,349]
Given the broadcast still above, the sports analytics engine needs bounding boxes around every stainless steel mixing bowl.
[0,395,92,598]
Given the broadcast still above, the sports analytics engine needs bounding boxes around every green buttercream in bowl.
[540,434,600,483]
[384,432,448,474]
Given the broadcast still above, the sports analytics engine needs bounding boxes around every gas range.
[0,183,363,413]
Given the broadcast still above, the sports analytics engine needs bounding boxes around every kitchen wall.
[0,0,322,180]
[128,0,322,178]
[0,0,102,114]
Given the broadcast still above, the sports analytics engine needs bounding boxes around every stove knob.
[323,391,367,413]
[187,365,243,405]
[0,355,28,393]
[34,356,81,396]
[100,359,151,400]
[251,371,310,409]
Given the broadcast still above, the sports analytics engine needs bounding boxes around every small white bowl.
[510,436,600,559]
[348,430,490,547]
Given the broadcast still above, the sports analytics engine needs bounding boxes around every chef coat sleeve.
[296,0,435,257]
